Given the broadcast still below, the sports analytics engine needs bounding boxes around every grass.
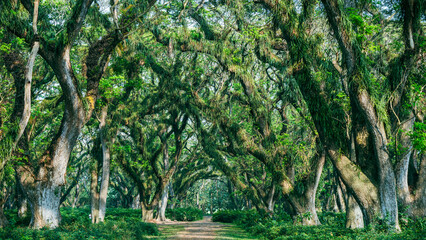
[215,223,259,240]
[145,224,185,239]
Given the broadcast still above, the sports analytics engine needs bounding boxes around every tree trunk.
[291,197,320,225]
[9,0,151,229]
[157,140,170,221]
[357,91,399,230]
[258,0,380,228]
[90,159,100,224]
[141,202,154,222]
[0,188,8,227]
[15,173,28,218]
[26,184,61,229]
[157,187,169,221]
[395,117,415,211]
[332,195,339,213]
[338,173,364,229]
[407,154,426,217]
[210,191,214,214]
[72,183,79,208]
[345,192,364,229]
[196,191,200,208]
[327,148,380,223]
[320,0,409,230]
[267,184,275,212]
[345,130,365,228]
[18,43,91,228]
[132,194,140,209]
[394,114,426,217]
[0,206,8,228]
[98,106,111,222]
[18,198,28,218]
[335,181,345,212]
[0,0,39,227]
[288,150,325,226]
[413,154,426,216]
[227,180,238,210]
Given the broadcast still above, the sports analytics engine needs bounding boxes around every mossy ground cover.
[213,210,426,240]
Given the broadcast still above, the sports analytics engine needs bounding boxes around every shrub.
[165,207,203,221]
[213,210,426,240]
[212,210,241,223]
[0,208,159,240]
[212,209,267,226]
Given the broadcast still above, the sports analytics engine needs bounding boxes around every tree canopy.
[0,0,424,236]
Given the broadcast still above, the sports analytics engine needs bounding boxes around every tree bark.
[157,141,170,221]
[411,154,426,216]
[255,0,381,227]
[335,181,345,212]
[337,169,364,229]
[97,106,111,222]
[13,0,39,147]
[320,0,424,230]
[141,202,154,222]
[90,155,100,224]
[0,1,39,227]
[395,116,415,213]
[0,187,8,227]
[389,0,423,219]
[15,172,28,218]
[0,206,8,228]
[72,183,80,208]
[356,88,399,230]
[18,198,28,218]
[288,150,325,226]
[4,0,157,229]
[132,194,140,209]
[15,0,96,229]
[346,192,364,229]
[346,130,366,228]
[267,184,275,212]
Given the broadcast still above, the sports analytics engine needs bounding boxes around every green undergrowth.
[213,210,426,240]
[148,224,185,239]
[1,208,160,240]
[215,223,259,239]
[165,207,203,221]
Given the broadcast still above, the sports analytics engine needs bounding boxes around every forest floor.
[148,216,258,240]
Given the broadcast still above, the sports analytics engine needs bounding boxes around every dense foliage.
[213,210,426,239]
[0,0,424,239]
[165,207,203,221]
[0,208,159,240]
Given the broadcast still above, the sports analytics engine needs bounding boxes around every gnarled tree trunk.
[157,141,170,221]
[288,150,325,226]
[97,106,112,222]
[141,202,155,222]
[0,187,9,227]
[16,0,96,229]
[90,153,100,223]
[16,174,28,218]
[346,193,364,229]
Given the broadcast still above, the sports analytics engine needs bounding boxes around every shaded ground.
[148,216,258,240]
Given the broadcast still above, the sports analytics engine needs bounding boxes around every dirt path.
[154,216,257,240]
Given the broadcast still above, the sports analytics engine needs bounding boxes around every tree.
[0,0,156,228]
